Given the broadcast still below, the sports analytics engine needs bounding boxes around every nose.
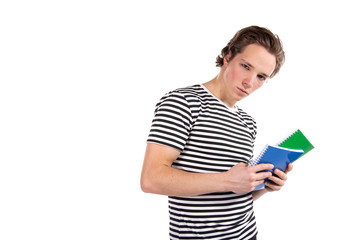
[242,72,256,89]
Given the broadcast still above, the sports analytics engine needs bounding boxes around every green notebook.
[277,129,314,158]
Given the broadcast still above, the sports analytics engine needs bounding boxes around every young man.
[141,26,291,240]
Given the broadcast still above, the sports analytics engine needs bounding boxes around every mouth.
[237,87,248,95]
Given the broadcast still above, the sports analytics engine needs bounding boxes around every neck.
[203,75,236,109]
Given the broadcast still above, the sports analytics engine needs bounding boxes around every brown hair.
[216,26,285,78]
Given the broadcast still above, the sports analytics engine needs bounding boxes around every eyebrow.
[240,58,270,78]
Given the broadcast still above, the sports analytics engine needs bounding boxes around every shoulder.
[153,84,207,126]
[152,85,202,120]
[156,84,204,110]
[170,84,207,103]
[237,107,257,138]
[237,108,256,123]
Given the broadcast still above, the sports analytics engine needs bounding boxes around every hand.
[264,163,293,192]
[225,162,274,194]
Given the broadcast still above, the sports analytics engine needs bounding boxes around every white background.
[1,0,359,239]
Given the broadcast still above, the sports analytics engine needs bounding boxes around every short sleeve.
[147,91,193,152]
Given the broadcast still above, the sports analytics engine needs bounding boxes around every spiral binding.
[276,129,299,146]
[249,144,270,166]
[250,129,301,167]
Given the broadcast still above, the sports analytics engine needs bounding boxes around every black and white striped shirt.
[147,84,258,240]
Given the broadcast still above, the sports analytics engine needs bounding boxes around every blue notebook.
[250,145,304,191]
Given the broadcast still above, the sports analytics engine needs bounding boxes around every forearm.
[141,163,273,197]
[252,188,269,201]
[141,143,274,197]
[141,165,228,197]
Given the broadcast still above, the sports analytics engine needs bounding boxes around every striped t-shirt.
[147,84,258,240]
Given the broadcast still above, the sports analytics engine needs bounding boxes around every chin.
[235,95,247,101]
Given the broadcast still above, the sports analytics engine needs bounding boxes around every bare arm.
[141,143,274,197]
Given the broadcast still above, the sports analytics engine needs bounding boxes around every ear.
[223,52,232,66]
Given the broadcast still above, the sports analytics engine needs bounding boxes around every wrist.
[217,171,231,192]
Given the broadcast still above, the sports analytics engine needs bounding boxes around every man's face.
[222,44,276,102]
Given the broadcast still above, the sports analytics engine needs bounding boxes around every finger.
[285,163,293,174]
[273,169,288,181]
[268,175,285,186]
[254,179,265,187]
[254,171,272,181]
[251,163,274,172]
[265,181,281,191]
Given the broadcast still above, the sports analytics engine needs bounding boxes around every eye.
[257,75,267,81]
[241,64,250,70]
